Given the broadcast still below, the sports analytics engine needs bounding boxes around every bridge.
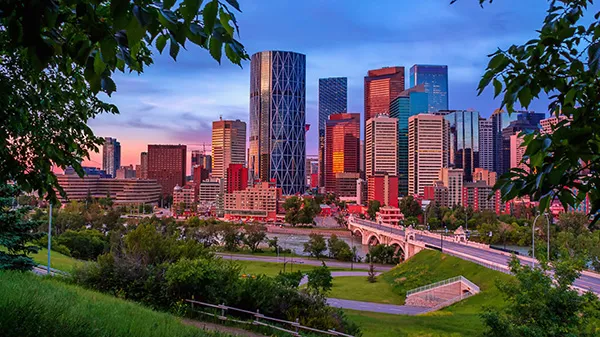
[348,215,600,295]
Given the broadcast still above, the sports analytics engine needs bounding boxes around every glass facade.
[102,137,121,178]
[444,110,480,182]
[249,51,306,195]
[409,65,449,112]
[324,113,359,194]
[318,77,347,187]
[389,85,428,196]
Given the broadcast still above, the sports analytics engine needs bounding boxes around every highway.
[351,218,600,295]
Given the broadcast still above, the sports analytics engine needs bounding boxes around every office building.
[224,181,281,222]
[227,163,249,193]
[463,181,500,212]
[191,150,201,167]
[147,144,186,195]
[510,134,528,172]
[56,174,161,205]
[491,110,544,175]
[365,115,398,206]
[102,137,121,178]
[335,172,361,199]
[408,114,449,196]
[389,84,428,195]
[318,77,348,187]
[444,110,480,182]
[116,165,136,179]
[439,168,464,207]
[173,184,195,211]
[409,65,449,112]
[479,117,494,172]
[212,118,246,181]
[325,113,360,193]
[473,168,497,186]
[135,152,148,179]
[423,181,449,208]
[64,166,111,178]
[540,115,569,134]
[249,50,306,195]
[364,67,405,124]
[199,180,221,206]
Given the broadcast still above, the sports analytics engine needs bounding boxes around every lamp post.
[47,203,53,274]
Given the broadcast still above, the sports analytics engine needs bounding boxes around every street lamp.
[47,202,53,274]
[526,222,536,268]
[533,211,551,261]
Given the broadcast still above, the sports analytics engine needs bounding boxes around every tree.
[306,263,333,294]
[399,196,422,218]
[221,224,243,252]
[557,212,590,236]
[366,244,399,264]
[243,223,267,252]
[299,198,321,225]
[0,183,43,271]
[481,257,600,336]
[267,237,279,252]
[57,229,108,261]
[327,234,353,261]
[303,233,327,259]
[367,260,377,283]
[367,200,381,221]
[467,0,600,220]
[283,196,302,226]
[0,0,247,202]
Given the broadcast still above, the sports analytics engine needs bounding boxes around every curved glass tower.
[249,51,306,195]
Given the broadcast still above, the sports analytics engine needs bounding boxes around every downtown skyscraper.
[410,65,449,112]
[102,137,121,178]
[443,110,480,182]
[364,67,405,124]
[212,118,246,180]
[324,113,360,195]
[249,50,306,195]
[147,144,186,195]
[365,115,398,207]
[318,77,347,188]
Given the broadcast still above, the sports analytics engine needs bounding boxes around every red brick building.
[368,173,399,207]
[147,144,186,196]
[227,163,248,193]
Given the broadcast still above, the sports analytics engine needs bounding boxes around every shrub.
[57,229,108,260]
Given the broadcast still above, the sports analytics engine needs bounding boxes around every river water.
[265,232,371,259]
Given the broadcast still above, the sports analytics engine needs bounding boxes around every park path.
[216,253,394,271]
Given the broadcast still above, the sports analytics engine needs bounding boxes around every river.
[265,232,371,259]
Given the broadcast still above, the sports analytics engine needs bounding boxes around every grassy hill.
[0,271,230,337]
[340,250,514,337]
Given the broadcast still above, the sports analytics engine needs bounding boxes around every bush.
[274,271,304,288]
[57,229,108,260]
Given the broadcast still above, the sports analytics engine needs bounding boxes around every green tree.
[367,200,381,220]
[306,263,333,294]
[303,233,327,259]
[221,224,243,252]
[399,196,422,217]
[327,234,353,261]
[242,223,266,252]
[366,244,399,264]
[282,196,302,226]
[557,212,590,236]
[481,257,600,336]
[0,0,247,202]
[0,183,43,271]
[57,229,108,260]
[299,198,321,225]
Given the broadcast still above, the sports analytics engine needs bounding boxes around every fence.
[185,299,355,337]
[406,275,480,297]
[423,291,475,313]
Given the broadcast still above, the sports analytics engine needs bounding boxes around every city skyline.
[85,1,550,169]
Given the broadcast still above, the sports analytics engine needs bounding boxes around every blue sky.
[88,0,551,168]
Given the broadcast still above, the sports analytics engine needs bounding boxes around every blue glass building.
[409,65,449,112]
[318,77,347,187]
[443,110,480,182]
[249,51,306,195]
[389,85,428,196]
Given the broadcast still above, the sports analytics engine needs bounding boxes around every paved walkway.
[327,298,429,315]
[299,271,381,286]
[217,253,393,271]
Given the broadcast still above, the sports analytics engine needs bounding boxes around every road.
[216,253,394,271]
[327,298,428,315]
[351,218,600,295]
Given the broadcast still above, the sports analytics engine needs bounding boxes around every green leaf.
[209,37,222,63]
[100,38,117,63]
[158,9,178,31]
[156,34,168,53]
[224,0,241,11]
[93,51,106,75]
[110,0,129,30]
[126,16,146,46]
[564,87,577,106]
[225,43,240,66]
[133,5,152,27]
[219,8,234,36]
[169,38,180,60]
[182,0,203,22]
[163,0,176,10]
[187,23,208,46]
[488,53,507,70]
[588,42,600,74]
[518,86,532,108]
[101,76,117,96]
[493,78,502,97]
[203,0,219,33]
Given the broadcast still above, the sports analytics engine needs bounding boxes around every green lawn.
[0,271,229,337]
[232,259,357,276]
[329,276,404,304]
[0,247,82,272]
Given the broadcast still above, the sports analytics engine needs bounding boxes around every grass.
[328,276,404,304]
[338,250,513,336]
[0,271,230,337]
[232,259,356,276]
[0,247,82,272]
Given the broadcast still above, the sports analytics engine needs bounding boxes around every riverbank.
[266,224,352,237]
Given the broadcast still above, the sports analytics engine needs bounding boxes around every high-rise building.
[325,113,360,194]
[389,84,428,196]
[212,118,246,180]
[409,65,449,112]
[191,150,201,167]
[249,50,306,195]
[305,156,319,187]
[540,115,569,134]
[408,114,449,196]
[463,181,499,212]
[364,67,405,129]
[510,134,528,173]
[479,117,494,172]
[439,168,463,207]
[102,137,121,178]
[137,152,148,179]
[443,110,480,182]
[202,154,212,173]
[491,110,544,175]
[365,115,398,206]
[226,163,249,193]
[116,165,136,179]
[192,165,209,202]
[473,168,497,186]
[224,181,281,222]
[318,77,348,188]
[147,144,186,195]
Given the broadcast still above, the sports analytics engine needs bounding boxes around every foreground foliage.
[0,271,230,337]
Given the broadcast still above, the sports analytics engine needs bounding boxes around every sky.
[87,0,553,170]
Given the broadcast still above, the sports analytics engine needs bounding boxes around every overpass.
[348,216,600,295]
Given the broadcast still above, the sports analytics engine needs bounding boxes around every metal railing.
[407,275,479,297]
[423,291,475,313]
[185,299,354,337]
